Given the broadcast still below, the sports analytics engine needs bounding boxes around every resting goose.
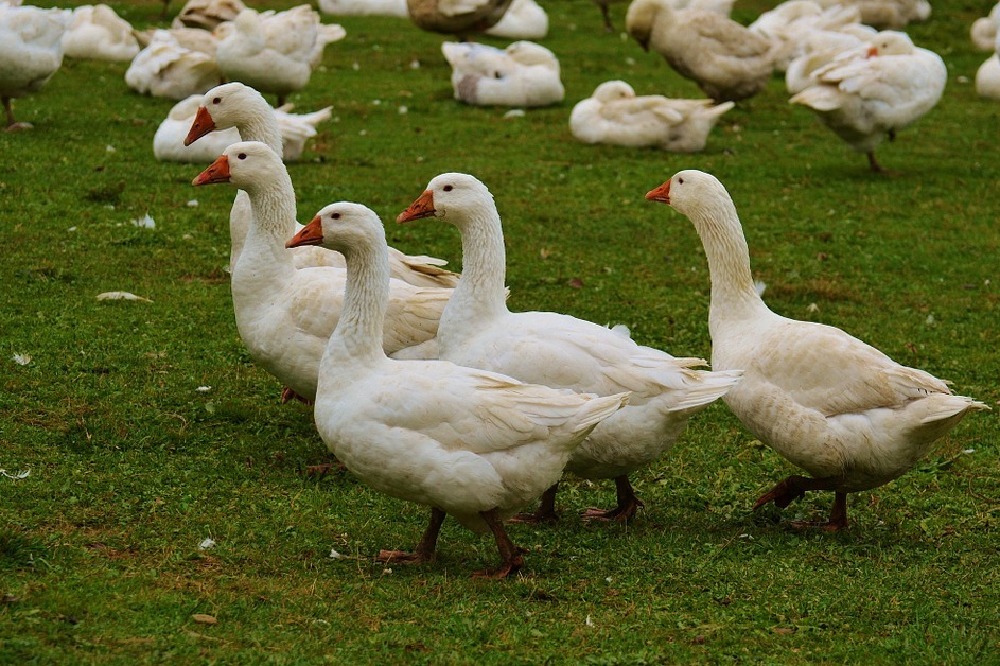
[814,0,929,29]
[485,0,547,39]
[570,80,734,153]
[626,0,775,102]
[171,0,246,31]
[0,3,70,130]
[134,26,218,55]
[646,170,986,530]
[286,203,628,577]
[155,94,332,163]
[125,29,221,100]
[215,5,344,106]
[976,54,1000,101]
[397,173,741,523]
[784,24,877,94]
[407,0,515,38]
[442,40,564,107]
[62,4,139,61]
[184,82,460,287]
[318,0,407,17]
[191,141,450,402]
[748,0,861,72]
[790,31,946,173]
[971,2,1000,52]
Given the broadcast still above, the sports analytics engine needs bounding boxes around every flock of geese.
[1,0,993,577]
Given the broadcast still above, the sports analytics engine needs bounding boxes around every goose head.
[191,140,284,192]
[866,30,914,57]
[396,172,495,230]
[645,169,731,219]
[184,81,268,145]
[286,203,385,256]
[592,80,636,102]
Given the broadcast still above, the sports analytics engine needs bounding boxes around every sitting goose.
[406,0,514,38]
[646,169,986,530]
[0,3,70,130]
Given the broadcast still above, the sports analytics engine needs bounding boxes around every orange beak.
[397,190,436,223]
[184,106,216,146]
[286,216,323,249]
[865,46,878,58]
[645,180,671,204]
[192,154,230,186]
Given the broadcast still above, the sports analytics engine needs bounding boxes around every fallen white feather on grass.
[12,353,31,366]
[0,469,30,480]
[198,538,216,550]
[97,292,153,302]
[130,213,155,229]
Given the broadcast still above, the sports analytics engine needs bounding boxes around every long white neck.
[687,194,769,336]
[328,238,389,366]
[234,173,297,282]
[238,109,283,156]
[445,205,510,327]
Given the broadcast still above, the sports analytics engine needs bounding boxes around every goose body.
[790,31,946,172]
[646,169,985,530]
[976,54,1000,100]
[748,0,860,72]
[594,0,732,33]
[286,202,628,577]
[570,80,734,152]
[442,40,564,107]
[171,0,246,31]
[215,5,343,106]
[154,94,332,163]
[318,0,407,16]
[62,4,139,61]
[971,2,1000,52]
[626,0,775,102]
[485,0,547,39]
[814,0,929,29]
[397,173,741,522]
[125,29,221,100]
[784,24,877,94]
[191,142,451,401]
[184,82,460,287]
[0,3,70,129]
[134,26,218,55]
[407,0,514,36]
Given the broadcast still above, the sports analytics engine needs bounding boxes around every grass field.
[1,0,998,663]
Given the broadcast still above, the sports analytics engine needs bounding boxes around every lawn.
[1,0,998,663]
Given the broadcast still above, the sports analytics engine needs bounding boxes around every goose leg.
[377,507,445,565]
[280,387,313,405]
[3,97,31,132]
[595,0,615,32]
[753,475,839,510]
[867,152,884,173]
[509,484,560,524]
[473,508,525,579]
[789,491,849,531]
[582,475,644,523]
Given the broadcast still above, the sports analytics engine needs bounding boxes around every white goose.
[125,29,221,100]
[134,26,218,55]
[570,80,734,153]
[784,24,877,94]
[626,0,775,102]
[287,202,627,577]
[171,0,245,31]
[62,4,139,61]
[154,94,332,163]
[397,173,741,523]
[442,40,564,107]
[646,170,986,530]
[748,0,861,72]
[485,0,547,40]
[317,0,407,16]
[971,2,1000,52]
[976,54,1000,101]
[215,5,344,106]
[594,0,733,33]
[191,141,451,402]
[184,82,460,287]
[406,0,514,37]
[790,31,946,173]
[813,0,929,29]
[0,3,70,130]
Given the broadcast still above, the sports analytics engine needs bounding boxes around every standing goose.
[184,82,460,288]
[191,141,450,402]
[286,203,628,577]
[789,30,945,173]
[646,169,986,530]
[397,173,741,523]
[0,3,70,130]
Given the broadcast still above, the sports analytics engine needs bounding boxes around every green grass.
[1,0,998,663]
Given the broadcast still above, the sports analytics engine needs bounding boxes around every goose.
[317,0,407,16]
[626,0,775,102]
[191,141,451,402]
[154,94,332,163]
[789,31,946,173]
[813,0,929,29]
[784,24,877,94]
[570,80,734,153]
[0,3,70,130]
[184,82,460,287]
[594,0,733,33]
[125,29,221,100]
[406,0,515,38]
[134,26,219,55]
[748,0,861,72]
[485,0,547,40]
[976,54,1000,101]
[62,4,139,61]
[442,40,564,107]
[397,173,741,523]
[646,170,986,530]
[971,2,1000,52]
[171,0,246,31]
[286,202,628,577]
[214,6,344,106]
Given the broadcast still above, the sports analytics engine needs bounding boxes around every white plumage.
[62,4,139,61]
[0,3,70,129]
[125,29,221,100]
[442,40,563,107]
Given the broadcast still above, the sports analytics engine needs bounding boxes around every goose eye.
[331,213,341,220]
[238,153,247,160]
[212,97,221,105]
[678,177,684,184]
[443,185,453,192]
